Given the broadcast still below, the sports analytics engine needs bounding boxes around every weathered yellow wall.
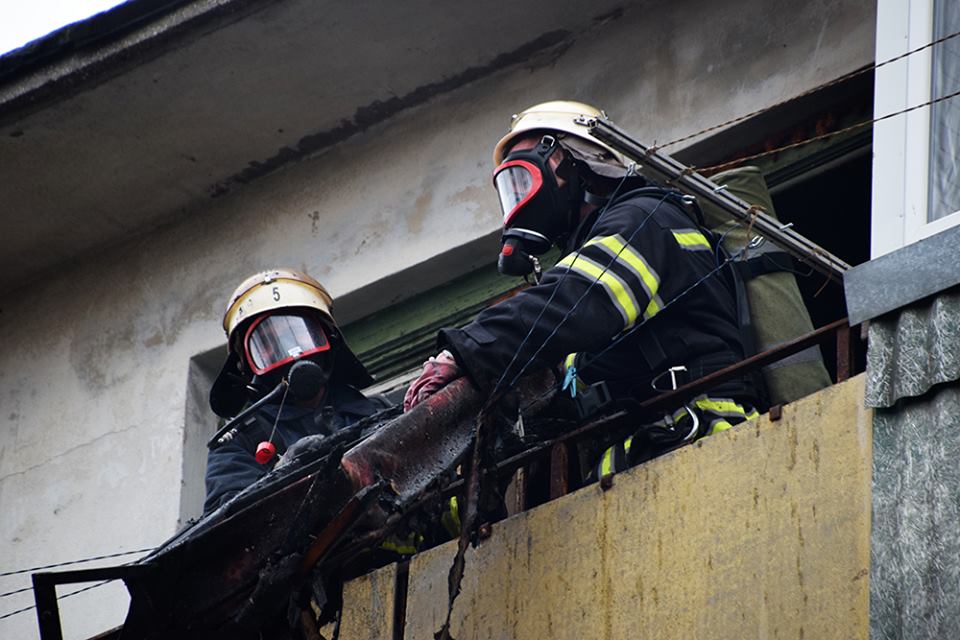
[338,563,396,640]
[340,375,872,640]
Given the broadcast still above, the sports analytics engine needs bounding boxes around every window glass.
[929,0,960,221]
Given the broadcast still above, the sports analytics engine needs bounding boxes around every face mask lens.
[245,314,330,375]
[494,161,542,225]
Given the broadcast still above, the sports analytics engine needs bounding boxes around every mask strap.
[554,155,577,182]
[583,190,609,206]
[536,134,560,156]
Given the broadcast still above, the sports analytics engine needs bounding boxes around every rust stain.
[144,331,164,348]
[70,322,136,391]
[788,424,798,470]
[449,183,496,224]
[408,189,433,234]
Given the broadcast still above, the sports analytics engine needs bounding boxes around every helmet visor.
[493,160,543,227]
[244,313,331,376]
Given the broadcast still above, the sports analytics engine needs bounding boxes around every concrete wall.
[340,375,872,640]
[0,2,874,637]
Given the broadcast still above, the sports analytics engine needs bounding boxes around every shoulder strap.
[722,244,770,410]
[734,251,795,280]
[613,186,707,227]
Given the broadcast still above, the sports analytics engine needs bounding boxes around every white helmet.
[492,100,631,178]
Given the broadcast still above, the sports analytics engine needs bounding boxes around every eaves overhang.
[0,0,631,295]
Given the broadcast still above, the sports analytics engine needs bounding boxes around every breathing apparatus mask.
[240,310,335,399]
[210,269,374,419]
[493,135,584,281]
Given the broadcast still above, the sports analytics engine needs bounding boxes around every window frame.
[872,0,960,258]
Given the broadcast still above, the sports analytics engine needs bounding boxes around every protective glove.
[274,434,326,470]
[403,350,462,411]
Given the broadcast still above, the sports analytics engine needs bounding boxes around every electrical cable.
[518,236,749,413]
[0,581,112,621]
[486,51,960,395]
[576,246,746,374]
[655,28,960,150]
[698,87,960,175]
[0,604,34,622]
[0,547,155,579]
[8,26,958,629]
[489,166,638,396]
[502,194,672,392]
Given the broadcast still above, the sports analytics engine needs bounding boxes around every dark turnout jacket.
[203,383,388,514]
[440,188,757,407]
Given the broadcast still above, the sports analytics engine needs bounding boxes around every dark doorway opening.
[772,151,872,379]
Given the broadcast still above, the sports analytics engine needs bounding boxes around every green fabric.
[699,166,831,406]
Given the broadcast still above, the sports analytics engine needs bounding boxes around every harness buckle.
[573,381,613,420]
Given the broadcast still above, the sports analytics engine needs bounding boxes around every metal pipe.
[586,118,851,282]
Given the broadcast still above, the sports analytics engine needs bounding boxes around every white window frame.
[872,0,960,258]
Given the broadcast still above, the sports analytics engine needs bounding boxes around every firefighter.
[406,101,760,475]
[204,269,389,513]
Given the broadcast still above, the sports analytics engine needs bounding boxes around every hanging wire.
[266,379,292,446]
[0,604,34,622]
[489,166,640,396]
[698,87,960,174]
[0,547,155,579]
[0,581,112,621]
[576,246,746,375]
[6,25,959,630]
[501,194,672,392]
[489,32,960,399]
[517,242,749,414]
[655,28,960,150]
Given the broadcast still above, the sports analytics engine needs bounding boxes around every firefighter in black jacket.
[204,269,388,513]
[406,101,760,475]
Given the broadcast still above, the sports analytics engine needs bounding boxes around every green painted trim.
[343,249,559,381]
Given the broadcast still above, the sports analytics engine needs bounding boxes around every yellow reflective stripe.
[583,235,662,319]
[380,533,421,555]
[745,409,760,421]
[623,436,634,454]
[708,419,734,435]
[671,229,712,251]
[694,398,749,417]
[564,353,577,371]
[441,496,461,538]
[557,252,640,327]
[449,496,460,528]
[671,406,690,423]
[600,446,615,477]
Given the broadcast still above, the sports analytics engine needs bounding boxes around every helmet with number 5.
[209,268,373,417]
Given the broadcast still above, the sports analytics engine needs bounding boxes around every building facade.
[0,0,894,637]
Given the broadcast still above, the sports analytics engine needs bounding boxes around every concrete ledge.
[845,224,960,325]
